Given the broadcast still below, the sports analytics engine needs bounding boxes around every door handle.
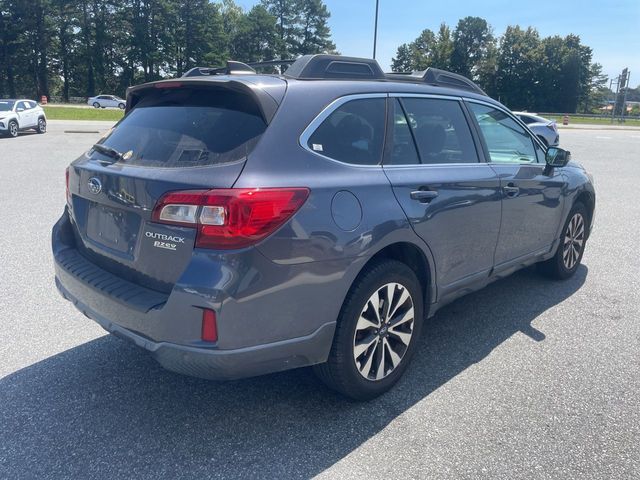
[503,183,520,197]
[410,190,438,202]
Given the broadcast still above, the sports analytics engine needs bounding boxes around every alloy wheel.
[563,212,585,270]
[9,122,17,137]
[38,119,46,133]
[353,282,415,381]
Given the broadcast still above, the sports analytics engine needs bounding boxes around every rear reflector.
[201,309,218,342]
[65,168,70,204]
[152,188,310,249]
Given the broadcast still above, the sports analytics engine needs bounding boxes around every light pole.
[373,0,380,59]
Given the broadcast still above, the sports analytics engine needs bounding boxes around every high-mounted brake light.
[154,82,182,89]
[152,188,310,249]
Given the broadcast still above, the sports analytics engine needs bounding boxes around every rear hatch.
[67,78,285,293]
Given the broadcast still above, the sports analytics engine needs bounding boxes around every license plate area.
[86,202,140,255]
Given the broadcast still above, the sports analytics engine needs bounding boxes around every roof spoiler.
[125,77,282,123]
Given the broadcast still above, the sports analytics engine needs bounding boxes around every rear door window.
[307,97,385,165]
[400,97,479,164]
[93,88,267,168]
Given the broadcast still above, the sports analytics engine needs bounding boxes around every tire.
[36,117,46,134]
[118,103,125,110]
[93,102,100,108]
[538,202,588,279]
[7,120,18,138]
[314,259,424,400]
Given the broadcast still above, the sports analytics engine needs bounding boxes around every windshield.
[92,88,267,168]
[0,101,14,112]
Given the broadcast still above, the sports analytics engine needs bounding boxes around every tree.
[450,16,495,81]
[233,5,280,62]
[391,43,412,72]
[578,63,606,112]
[262,0,300,59]
[495,26,541,109]
[296,0,336,55]
[432,23,453,70]
[390,29,436,72]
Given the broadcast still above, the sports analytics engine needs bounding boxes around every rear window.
[92,88,267,168]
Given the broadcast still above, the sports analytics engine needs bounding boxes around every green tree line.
[0,0,335,100]
[392,17,612,113]
[0,3,622,114]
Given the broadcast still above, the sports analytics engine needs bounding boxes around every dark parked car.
[52,55,595,399]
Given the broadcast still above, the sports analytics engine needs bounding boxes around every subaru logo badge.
[88,177,102,195]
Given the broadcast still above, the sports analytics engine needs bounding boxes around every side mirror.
[16,107,24,112]
[545,147,571,167]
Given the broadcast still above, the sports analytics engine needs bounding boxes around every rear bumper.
[52,209,348,380]
[55,277,335,380]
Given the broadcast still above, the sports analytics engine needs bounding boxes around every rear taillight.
[152,188,310,249]
[65,168,70,204]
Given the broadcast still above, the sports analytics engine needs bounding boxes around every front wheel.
[7,120,18,138]
[36,117,46,134]
[314,259,423,400]
[118,103,125,110]
[538,202,588,279]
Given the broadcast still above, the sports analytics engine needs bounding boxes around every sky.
[233,0,640,87]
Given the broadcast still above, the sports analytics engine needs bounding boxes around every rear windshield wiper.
[91,143,124,163]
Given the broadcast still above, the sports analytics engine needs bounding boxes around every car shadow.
[0,265,587,478]
[0,131,38,139]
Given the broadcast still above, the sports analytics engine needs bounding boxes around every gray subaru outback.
[52,55,595,400]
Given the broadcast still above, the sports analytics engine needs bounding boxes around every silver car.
[513,112,559,147]
[87,94,126,109]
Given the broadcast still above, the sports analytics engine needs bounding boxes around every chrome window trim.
[299,93,388,168]
[389,92,463,101]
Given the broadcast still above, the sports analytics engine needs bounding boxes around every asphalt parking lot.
[0,121,638,479]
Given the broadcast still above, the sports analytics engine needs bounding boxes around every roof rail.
[386,67,486,96]
[182,61,257,77]
[284,54,386,80]
[181,55,486,95]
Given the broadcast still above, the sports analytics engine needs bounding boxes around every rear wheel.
[314,259,423,400]
[36,117,46,134]
[118,103,125,109]
[7,120,18,138]
[538,202,588,279]
[93,102,100,108]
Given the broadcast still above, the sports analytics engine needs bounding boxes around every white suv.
[0,99,47,138]
[87,95,126,109]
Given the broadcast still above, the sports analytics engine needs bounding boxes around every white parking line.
[595,136,612,140]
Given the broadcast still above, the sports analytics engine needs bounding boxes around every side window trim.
[382,97,422,167]
[299,93,388,168]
